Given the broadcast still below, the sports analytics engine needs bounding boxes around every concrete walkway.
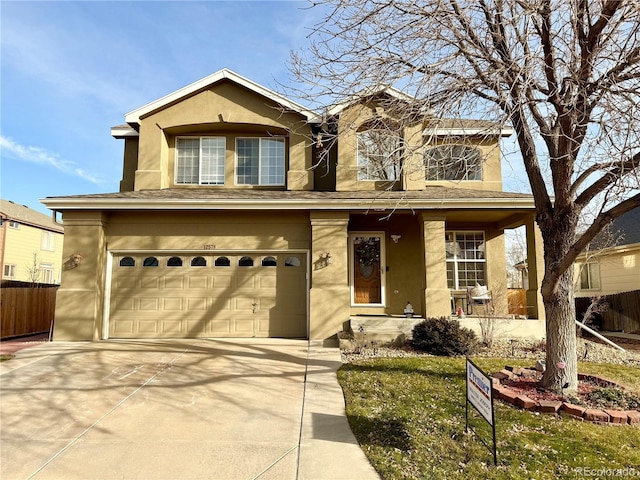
[0,339,380,480]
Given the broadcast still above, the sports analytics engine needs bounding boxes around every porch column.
[309,212,350,345]
[53,211,108,341]
[525,216,545,320]
[421,214,451,318]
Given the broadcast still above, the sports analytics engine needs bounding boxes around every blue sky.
[1,1,528,216]
[1,0,320,214]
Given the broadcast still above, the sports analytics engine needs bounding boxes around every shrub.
[411,317,478,356]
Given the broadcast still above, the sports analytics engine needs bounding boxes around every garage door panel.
[140,277,160,289]
[164,277,184,289]
[110,253,307,339]
[163,298,183,311]
[188,276,208,288]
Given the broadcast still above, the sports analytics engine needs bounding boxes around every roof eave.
[40,196,537,212]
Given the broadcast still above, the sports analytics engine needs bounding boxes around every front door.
[350,233,385,306]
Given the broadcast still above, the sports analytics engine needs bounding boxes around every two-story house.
[1,199,64,284]
[42,69,545,344]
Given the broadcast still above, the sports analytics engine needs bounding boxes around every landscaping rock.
[538,400,562,414]
[584,409,610,423]
[626,411,640,425]
[516,395,537,410]
[562,402,586,419]
[535,360,546,372]
[604,409,628,424]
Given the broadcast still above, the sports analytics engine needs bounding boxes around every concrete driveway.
[0,339,379,480]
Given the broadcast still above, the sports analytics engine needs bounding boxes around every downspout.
[576,319,626,352]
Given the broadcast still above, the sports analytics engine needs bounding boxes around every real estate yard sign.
[465,358,497,465]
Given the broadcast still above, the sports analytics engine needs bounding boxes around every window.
[41,231,56,251]
[236,138,285,185]
[3,264,16,278]
[191,256,207,267]
[424,145,482,181]
[120,257,135,267]
[239,256,254,267]
[143,257,159,267]
[357,129,400,181]
[215,256,231,267]
[9,221,20,229]
[262,256,277,266]
[445,231,486,289]
[167,257,183,267]
[40,264,54,284]
[285,256,300,267]
[579,263,601,290]
[175,137,226,185]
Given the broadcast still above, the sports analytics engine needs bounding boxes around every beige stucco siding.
[133,81,313,191]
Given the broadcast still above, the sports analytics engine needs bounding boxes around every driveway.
[0,339,379,480]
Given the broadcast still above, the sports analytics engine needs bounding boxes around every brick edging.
[491,367,640,425]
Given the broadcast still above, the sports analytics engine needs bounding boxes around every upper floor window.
[41,231,56,251]
[236,138,285,186]
[579,263,600,290]
[424,145,482,181]
[9,221,20,229]
[357,129,401,181]
[175,137,226,185]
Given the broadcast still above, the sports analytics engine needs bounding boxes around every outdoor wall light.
[391,234,401,243]
[71,252,83,267]
[323,252,333,264]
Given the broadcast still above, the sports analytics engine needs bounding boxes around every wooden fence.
[0,285,58,338]
[575,289,640,333]
[508,289,528,317]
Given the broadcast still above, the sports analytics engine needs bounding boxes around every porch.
[347,314,546,347]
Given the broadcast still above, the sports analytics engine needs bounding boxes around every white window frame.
[349,232,387,307]
[579,262,601,290]
[175,136,226,185]
[445,231,487,290]
[235,137,286,186]
[356,130,401,181]
[3,264,16,278]
[41,231,56,251]
[424,144,483,181]
[40,263,55,284]
[9,221,20,229]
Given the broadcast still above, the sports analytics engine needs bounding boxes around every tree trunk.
[541,268,578,394]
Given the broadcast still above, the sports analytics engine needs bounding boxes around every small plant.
[411,317,478,356]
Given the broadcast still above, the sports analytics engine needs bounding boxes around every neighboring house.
[42,68,545,343]
[575,207,640,297]
[0,199,64,284]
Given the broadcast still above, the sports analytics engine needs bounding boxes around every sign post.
[465,358,497,465]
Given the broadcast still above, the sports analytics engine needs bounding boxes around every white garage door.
[108,253,307,339]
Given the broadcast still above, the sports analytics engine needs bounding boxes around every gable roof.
[0,199,63,233]
[124,68,320,125]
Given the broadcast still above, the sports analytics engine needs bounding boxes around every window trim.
[41,231,56,251]
[356,129,401,182]
[424,144,483,181]
[579,262,601,290]
[235,137,286,186]
[8,221,20,229]
[445,230,487,290]
[40,263,55,284]
[174,136,226,186]
[3,264,16,278]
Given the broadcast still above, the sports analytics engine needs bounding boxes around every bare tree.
[25,253,41,286]
[289,0,640,392]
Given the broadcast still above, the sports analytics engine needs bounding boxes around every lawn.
[338,356,640,480]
